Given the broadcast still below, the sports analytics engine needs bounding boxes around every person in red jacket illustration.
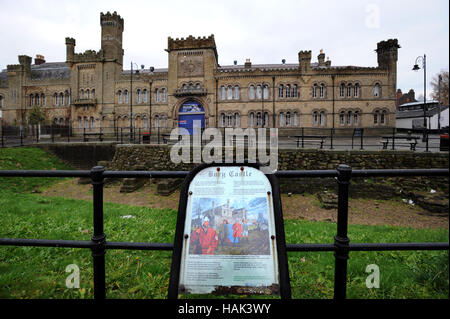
[232,219,243,244]
[196,216,219,255]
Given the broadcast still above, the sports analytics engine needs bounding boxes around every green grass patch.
[0,193,447,299]
[0,147,72,193]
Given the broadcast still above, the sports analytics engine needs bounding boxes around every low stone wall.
[37,142,118,169]
[106,144,449,172]
[104,145,449,213]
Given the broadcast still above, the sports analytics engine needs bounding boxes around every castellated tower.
[65,37,75,67]
[298,50,311,73]
[376,39,400,98]
[100,11,124,65]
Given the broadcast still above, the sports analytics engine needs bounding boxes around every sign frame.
[168,162,291,299]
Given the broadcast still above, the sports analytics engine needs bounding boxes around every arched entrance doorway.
[178,101,205,134]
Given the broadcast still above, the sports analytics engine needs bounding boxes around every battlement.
[376,38,400,52]
[100,11,124,30]
[72,50,103,63]
[298,50,312,59]
[65,37,76,46]
[168,34,216,51]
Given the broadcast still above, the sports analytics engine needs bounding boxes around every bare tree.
[430,70,449,106]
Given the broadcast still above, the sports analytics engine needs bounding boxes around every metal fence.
[1,125,448,152]
[0,165,448,299]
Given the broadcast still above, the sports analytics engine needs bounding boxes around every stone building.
[0,11,400,133]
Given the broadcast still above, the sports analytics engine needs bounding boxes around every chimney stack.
[35,54,46,65]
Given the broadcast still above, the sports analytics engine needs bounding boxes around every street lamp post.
[412,55,428,147]
[130,62,143,143]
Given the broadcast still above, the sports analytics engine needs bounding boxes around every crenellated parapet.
[100,11,124,30]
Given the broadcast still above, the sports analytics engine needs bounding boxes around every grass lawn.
[0,147,448,299]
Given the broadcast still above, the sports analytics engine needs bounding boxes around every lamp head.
[412,64,420,71]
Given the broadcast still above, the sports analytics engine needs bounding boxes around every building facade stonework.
[0,11,400,133]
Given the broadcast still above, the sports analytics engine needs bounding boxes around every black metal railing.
[2,125,448,151]
[0,166,448,299]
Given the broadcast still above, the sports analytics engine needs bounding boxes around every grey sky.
[0,0,448,99]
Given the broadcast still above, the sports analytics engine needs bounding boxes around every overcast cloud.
[0,0,448,99]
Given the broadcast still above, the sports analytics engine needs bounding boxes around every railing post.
[334,164,352,300]
[392,127,395,150]
[91,166,106,300]
[301,127,304,148]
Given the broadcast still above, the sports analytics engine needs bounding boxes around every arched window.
[373,83,381,97]
[286,112,291,126]
[30,94,34,106]
[124,90,129,103]
[227,113,232,127]
[320,84,325,98]
[54,93,58,106]
[60,92,64,106]
[220,86,226,100]
[118,90,123,104]
[161,115,167,128]
[347,111,352,125]
[264,112,269,127]
[278,84,284,98]
[293,84,298,98]
[354,111,359,125]
[86,89,90,100]
[182,84,187,91]
[249,85,255,100]
[161,88,167,102]
[80,89,84,99]
[319,111,325,126]
[35,94,40,106]
[143,89,148,103]
[227,86,233,100]
[220,113,226,127]
[78,117,82,129]
[293,112,298,126]
[137,89,142,103]
[279,112,284,127]
[340,111,345,125]
[0,95,4,108]
[234,113,240,127]
[189,83,194,90]
[234,86,240,100]
[381,110,386,124]
[84,116,89,130]
[155,115,160,128]
[90,117,95,129]
[286,85,291,98]
[91,89,95,99]
[263,84,269,99]
[374,111,379,124]
[347,84,352,97]
[196,83,201,90]
[340,83,345,97]
[143,115,148,129]
[155,88,160,102]
[249,112,254,127]
[256,85,262,99]
[313,84,318,98]
[313,111,318,125]
[354,83,360,98]
[41,94,46,106]
[256,112,262,126]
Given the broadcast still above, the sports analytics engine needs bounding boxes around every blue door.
[178,101,205,134]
